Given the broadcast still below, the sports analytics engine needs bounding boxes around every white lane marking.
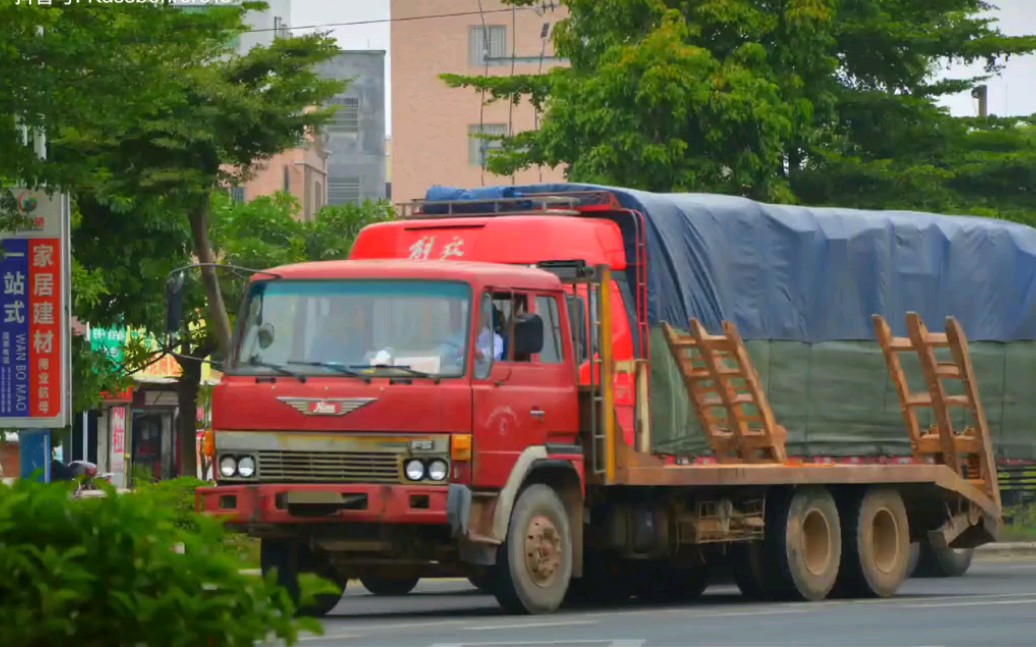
[298,633,361,642]
[900,597,1036,609]
[463,619,598,631]
[430,641,643,647]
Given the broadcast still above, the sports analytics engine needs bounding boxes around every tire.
[907,542,920,577]
[836,487,911,598]
[765,486,842,601]
[468,573,491,593]
[360,575,420,596]
[260,538,346,617]
[731,541,771,600]
[633,561,709,603]
[493,484,573,614]
[563,550,631,607]
[914,542,975,578]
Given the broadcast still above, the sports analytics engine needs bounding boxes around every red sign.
[111,406,126,474]
[28,239,61,417]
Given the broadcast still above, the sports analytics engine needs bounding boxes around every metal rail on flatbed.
[598,306,1001,547]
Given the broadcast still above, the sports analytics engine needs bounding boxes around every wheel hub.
[524,514,563,588]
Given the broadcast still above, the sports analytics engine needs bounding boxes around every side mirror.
[512,313,544,356]
[257,322,275,349]
[165,272,185,334]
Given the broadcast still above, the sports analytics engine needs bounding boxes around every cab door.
[470,289,577,489]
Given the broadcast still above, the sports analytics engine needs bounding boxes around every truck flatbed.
[586,304,1001,551]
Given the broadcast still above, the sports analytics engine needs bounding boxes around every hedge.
[0,477,331,646]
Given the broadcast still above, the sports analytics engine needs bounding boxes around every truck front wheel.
[766,486,842,601]
[360,575,420,596]
[836,487,910,597]
[260,538,346,617]
[493,484,573,614]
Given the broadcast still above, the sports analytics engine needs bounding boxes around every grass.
[1000,504,1036,542]
[226,533,261,568]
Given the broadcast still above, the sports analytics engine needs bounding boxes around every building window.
[468,123,507,167]
[230,187,246,204]
[328,97,360,135]
[328,178,361,205]
[273,16,289,39]
[283,165,290,193]
[469,25,507,67]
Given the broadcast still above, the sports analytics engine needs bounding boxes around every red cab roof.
[349,215,628,270]
[257,258,564,291]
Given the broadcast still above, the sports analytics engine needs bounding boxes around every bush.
[0,478,331,647]
[134,476,260,566]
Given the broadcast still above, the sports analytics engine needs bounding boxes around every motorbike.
[52,459,115,498]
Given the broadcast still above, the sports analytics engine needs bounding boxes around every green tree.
[442,0,1036,219]
[1,3,345,474]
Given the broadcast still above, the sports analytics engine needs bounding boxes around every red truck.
[182,187,1006,615]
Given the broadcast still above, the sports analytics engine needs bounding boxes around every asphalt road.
[298,557,1036,647]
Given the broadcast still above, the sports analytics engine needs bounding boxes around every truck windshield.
[231,279,473,378]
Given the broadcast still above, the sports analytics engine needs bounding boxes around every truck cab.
[195,258,589,612]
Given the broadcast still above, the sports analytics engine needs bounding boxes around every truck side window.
[535,295,563,364]
[474,292,495,380]
[487,291,528,362]
[565,291,598,364]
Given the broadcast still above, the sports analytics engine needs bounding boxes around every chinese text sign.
[0,190,70,428]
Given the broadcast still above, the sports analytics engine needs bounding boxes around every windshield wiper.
[286,360,368,379]
[349,364,440,381]
[246,357,307,382]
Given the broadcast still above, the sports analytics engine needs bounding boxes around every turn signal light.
[202,430,215,458]
[451,434,472,462]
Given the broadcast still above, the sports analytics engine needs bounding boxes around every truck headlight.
[237,456,256,478]
[219,455,237,478]
[427,459,448,481]
[404,459,425,481]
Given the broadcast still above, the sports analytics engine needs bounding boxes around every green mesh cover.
[648,325,1036,460]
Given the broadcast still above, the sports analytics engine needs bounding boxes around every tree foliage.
[443,0,1036,218]
[0,477,330,646]
[0,3,355,454]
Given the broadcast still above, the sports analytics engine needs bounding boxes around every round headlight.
[404,459,425,481]
[219,455,237,478]
[237,456,256,478]
[427,459,448,481]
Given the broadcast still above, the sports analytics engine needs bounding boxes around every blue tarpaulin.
[425,184,1036,343]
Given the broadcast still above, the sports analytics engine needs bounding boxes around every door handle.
[530,408,545,420]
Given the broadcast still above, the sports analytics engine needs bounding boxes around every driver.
[312,298,371,365]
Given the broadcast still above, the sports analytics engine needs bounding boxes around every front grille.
[257,450,401,483]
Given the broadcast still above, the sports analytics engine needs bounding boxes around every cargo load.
[424,184,1036,461]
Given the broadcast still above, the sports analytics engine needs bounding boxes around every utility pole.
[971,84,988,118]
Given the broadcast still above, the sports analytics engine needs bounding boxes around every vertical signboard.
[110,406,126,486]
[0,189,71,429]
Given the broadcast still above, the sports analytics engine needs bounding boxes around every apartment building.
[316,50,388,206]
[391,0,570,204]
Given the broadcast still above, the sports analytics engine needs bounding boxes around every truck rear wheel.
[493,484,573,614]
[360,575,420,596]
[914,543,975,578]
[836,487,910,597]
[731,541,772,600]
[766,486,842,601]
[907,542,920,577]
[260,538,346,617]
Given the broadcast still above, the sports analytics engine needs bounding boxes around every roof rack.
[396,190,622,220]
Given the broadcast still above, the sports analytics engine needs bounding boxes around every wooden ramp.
[662,319,787,464]
[873,313,1001,512]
